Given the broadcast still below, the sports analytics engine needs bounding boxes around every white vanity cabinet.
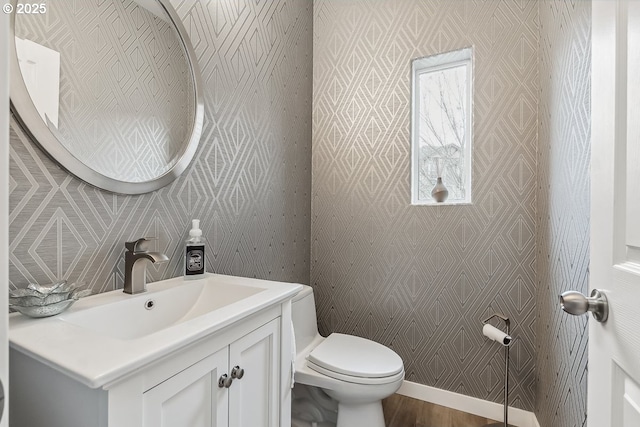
[10,303,293,427]
[143,347,229,427]
[228,319,281,426]
[142,319,280,427]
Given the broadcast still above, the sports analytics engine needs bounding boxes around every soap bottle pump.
[185,219,206,280]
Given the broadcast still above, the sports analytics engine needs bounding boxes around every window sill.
[411,200,472,206]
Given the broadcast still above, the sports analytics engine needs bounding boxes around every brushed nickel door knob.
[218,374,233,388]
[231,365,245,379]
[560,289,608,322]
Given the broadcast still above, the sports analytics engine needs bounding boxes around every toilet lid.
[307,333,403,379]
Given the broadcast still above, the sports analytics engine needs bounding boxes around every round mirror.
[9,0,203,194]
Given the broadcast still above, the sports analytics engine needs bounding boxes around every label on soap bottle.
[185,245,205,276]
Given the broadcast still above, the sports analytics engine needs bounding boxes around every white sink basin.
[59,278,265,340]
[9,273,302,388]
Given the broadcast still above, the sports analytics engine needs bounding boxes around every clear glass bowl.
[11,299,77,318]
[9,292,71,306]
[9,281,91,318]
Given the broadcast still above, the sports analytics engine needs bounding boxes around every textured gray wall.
[9,0,313,292]
[536,1,591,426]
[312,0,538,411]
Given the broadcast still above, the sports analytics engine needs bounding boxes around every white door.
[0,4,10,426]
[143,348,229,427]
[229,319,280,427]
[589,0,640,425]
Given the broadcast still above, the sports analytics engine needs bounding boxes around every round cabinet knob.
[560,289,608,322]
[218,374,233,388]
[231,365,245,379]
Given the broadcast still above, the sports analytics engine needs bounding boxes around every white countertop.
[9,273,302,389]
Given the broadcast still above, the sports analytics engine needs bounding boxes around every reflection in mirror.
[11,0,202,191]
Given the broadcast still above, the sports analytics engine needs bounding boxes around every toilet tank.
[291,285,320,353]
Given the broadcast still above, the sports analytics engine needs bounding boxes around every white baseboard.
[397,380,539,427]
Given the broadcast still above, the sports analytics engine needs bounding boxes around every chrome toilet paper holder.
[482,313,515,427]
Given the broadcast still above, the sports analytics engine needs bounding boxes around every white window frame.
[411,47,473,205]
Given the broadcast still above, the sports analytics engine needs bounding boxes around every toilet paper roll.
[483,323,512,346]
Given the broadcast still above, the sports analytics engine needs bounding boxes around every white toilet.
[291,285,405,427]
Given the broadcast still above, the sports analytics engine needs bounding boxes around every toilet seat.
[306,333,404,385]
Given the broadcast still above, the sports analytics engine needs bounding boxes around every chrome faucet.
[123,237,169,294]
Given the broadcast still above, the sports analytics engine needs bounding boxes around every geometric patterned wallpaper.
[14,0,194,182]
[312,0,539,411]
[9,0,312,293]
[535,1,591,426]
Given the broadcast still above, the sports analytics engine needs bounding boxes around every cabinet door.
[229,319,281,427]
[143,348,229,427]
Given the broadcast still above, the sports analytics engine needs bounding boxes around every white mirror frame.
[8,0,204,195]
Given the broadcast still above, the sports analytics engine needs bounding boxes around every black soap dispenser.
[185,219,206,280]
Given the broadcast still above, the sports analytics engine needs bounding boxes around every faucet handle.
[125,237,157,253]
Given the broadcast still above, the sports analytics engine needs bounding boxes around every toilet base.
[335,400,385,427]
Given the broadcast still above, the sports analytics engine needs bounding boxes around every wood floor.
[382,394,499,427]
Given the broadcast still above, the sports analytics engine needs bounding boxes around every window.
[411,47,473,205]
